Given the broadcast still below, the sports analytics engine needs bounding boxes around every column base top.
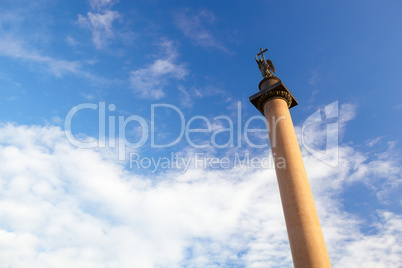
[249,78,298,115]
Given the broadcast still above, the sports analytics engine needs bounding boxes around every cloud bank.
[0,121,400,267]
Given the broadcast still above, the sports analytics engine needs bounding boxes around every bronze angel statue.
[255,48,276,78]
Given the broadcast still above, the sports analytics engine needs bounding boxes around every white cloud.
[309,69,320,86]
[80,93,96,100]
[339,103,357,124]
[0,5,114,84]
[65,35,78,46]
[89,0,119,11]
[297,102,357,153]
[78,10,120,49]
[130,41,188,99]
[178,85,227,108]
[178,85,197,108]
[174,9,229,52]
[393,104,402,110]
[334,211,402,267]
[0,36,113,85]
[0,36,80,77]
[77,0,122,49]
[366,136,383,147]
[0,120,400,267]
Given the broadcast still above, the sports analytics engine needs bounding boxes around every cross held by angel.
[256,48,276,78]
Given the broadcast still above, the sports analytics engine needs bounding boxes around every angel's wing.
[266,59,276,74]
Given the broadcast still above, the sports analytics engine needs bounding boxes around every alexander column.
[250,48,331,267]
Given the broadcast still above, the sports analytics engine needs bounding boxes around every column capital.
[249,78,298,115]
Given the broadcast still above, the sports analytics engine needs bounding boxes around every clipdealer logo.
[129,152,286,173]
[64,101,339,168]
[64,102,274,160]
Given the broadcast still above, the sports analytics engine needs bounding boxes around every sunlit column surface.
[250,76,331,268]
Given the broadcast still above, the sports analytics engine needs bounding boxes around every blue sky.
[0,0,401,267]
